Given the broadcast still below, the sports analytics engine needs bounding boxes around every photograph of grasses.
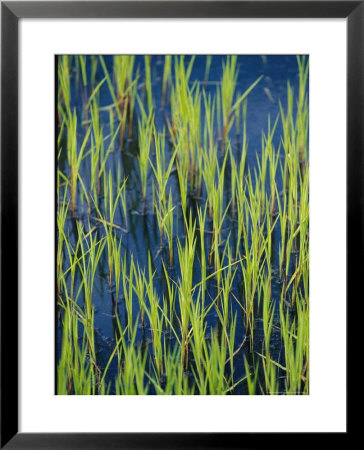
[57,55,309,395]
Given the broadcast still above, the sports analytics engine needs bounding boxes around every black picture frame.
[0,1,355,448]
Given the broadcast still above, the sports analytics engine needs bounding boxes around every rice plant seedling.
[111,318,149,395]
[244,357,259,395]
[119,176,129,231]
[57,55,309,396]
[220,55,238,145]
[202,141,218,219]
[257,272,278,394]
[57,183,70,295]
[89,99,103,198]
[137,104,154,213]
[57,302,97,395]
[161,55,172,108]
[176,213,197,368]
[196,204,208,308]
[169,56,202,192]
[58,55,72,121]
[162,189,175,265]
[114,55,137,144]
[219,55,263,150]
[66,111,91,217]
[144,55,153,114]
[150,127,177,246]
[77,55,88,120]
[176,148,189,219]
[143,254,164,380]
[279,292,309,394]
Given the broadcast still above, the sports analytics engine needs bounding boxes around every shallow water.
[57,55,306,394]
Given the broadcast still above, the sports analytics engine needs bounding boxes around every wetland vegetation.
[57,55,309,395]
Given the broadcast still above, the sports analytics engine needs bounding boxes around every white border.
[19,19,346,432]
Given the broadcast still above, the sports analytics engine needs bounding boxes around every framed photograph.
[1,1,354,447]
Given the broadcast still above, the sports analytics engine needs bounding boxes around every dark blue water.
[57,55,304,394]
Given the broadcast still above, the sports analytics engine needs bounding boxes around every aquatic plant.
[56,55,309,396]
[137,104,154,212]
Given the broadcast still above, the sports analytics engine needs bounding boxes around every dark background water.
[57,55,304,394]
